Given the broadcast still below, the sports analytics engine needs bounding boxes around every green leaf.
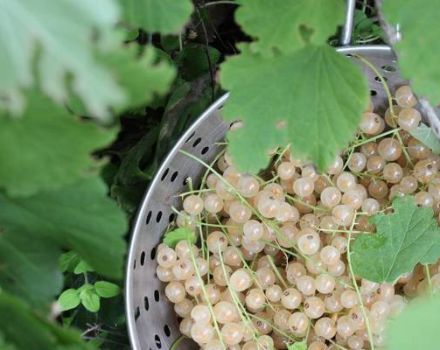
[287,342,307,350]
[220,44,369,173]
[0,231,62,306]
[235,0,345,54]
[80,286,101,313]
[175,44,221,81]
[352,196,440,283]
[382,0,440,104]
[58,289,81,312]
[101,45,176,112]
[0,178,128,281]
[0,0,124,118]
[59,252,82,273]
[387,296,440,350]
[409,123,440,155]
[0,92,117,197]
[163,227,196,248]
[120,0,193,33]
[0,292,92,350]
[94,281,120,298]
[73,260,94,275]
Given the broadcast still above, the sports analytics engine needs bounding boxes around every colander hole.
[168,213,176,223]
[133,259,137,269]
[154,335,162,349]
[144,296,149,311]
[192,137,202,147]
[370,90,377,96]
[185,131,195,143]
[201,146,209,155]
[382,65,396,72]
[375,76,387,82]
[160,168,169,181]
[150,247,157,260]
[146,211,152,225]
[156,211,163,223]
[134,306,140,320]
[170,171,179,182]
[154,290,160,302]
[164,325,171,337]
[140,251,146,266]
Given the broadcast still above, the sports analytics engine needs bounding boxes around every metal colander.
[125,1,440,349]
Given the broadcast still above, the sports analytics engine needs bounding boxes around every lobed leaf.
[0,177,128,308]
[235,0,345,54]
[120,0,193,33]
[220,44,369,173]
[387,296,440,350]
[0,292,92,350]
[409,123,440,155]
[0,0,122,118]
[351,196,440,283]
[382,0,440,104]
[0,92,117,197]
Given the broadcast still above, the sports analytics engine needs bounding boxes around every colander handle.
[340,0,356,46]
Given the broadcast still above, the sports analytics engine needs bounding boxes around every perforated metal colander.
[125,1,440,349]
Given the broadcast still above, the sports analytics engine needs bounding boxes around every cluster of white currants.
[157,85,440,350]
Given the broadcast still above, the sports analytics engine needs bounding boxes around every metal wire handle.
[340,0,356,46]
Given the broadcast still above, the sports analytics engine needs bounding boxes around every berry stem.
[346,212,376,350]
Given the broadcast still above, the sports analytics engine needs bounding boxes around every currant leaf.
[0,92,117,197]
[387,296,440,350]
[0,0,123,118]
[351,196,440,283]
[120,0,193,33]
[220,44,369,173]
[382,0,440,104]
[409,123,440,155]
[0,292,91,349]
[163,227,196,248]
[0,178,128,286]
[235,0,345,54]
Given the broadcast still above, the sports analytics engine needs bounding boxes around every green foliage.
[0,178,127,306]
[79,285,101,313]
[95,281,121,298]
[163,227,197,248]
[409,123,440,154]
[0,92,117,197]
[221,44,368,172]
[58,289,81,312]
[120,0,193,33]
[0,292,93,350]
[100,45,176,113]
[382,0,440,104]
[287,341,307,350]
[387,296,440,350]
[0,0,121,118]
[352,196,440,283]
[352,9,383,44]
[236,0,345,54]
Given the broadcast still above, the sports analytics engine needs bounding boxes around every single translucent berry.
[183,195,204,215]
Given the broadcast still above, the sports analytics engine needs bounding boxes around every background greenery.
[0,0,439,349]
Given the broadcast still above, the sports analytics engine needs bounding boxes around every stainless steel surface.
[125,2,437,350]
[340,0,356,45]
